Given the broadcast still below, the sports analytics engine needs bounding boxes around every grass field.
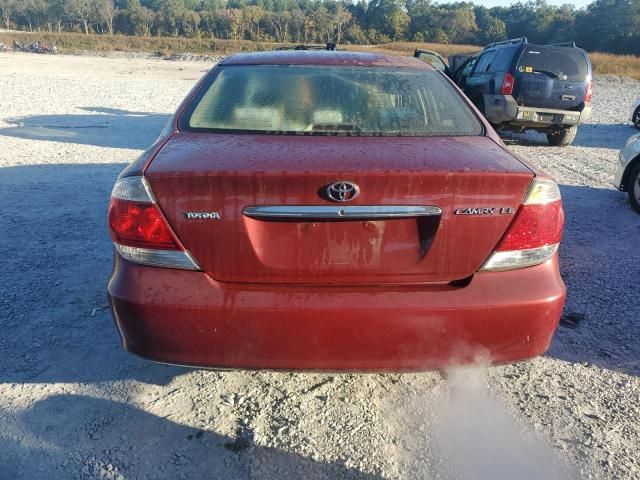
[1,31,638,80]
[0,31,277,55]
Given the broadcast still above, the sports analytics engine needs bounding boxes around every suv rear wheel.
[628,163,640,213]
[546,126,577,147]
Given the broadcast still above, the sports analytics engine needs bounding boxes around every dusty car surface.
[107,51,566,371]
[614,133,640,212]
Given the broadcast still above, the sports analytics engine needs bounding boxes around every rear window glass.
[182,65,482,137]
[516,48,588,82]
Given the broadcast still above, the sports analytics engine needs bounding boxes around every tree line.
[1,0,639,55]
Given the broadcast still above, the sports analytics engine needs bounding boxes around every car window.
[516,47,588,81]
[472,51,496,75]
[488,48,515,72]
[182,65,483,137]
[416,51,448,73]
[459,57,478,80]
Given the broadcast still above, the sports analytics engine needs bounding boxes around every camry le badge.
[455,207,516,215]
[184,211,221,219]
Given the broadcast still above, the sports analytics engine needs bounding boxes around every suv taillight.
[501,72,515,95]
[584,81,592,103]
[108,176,199,270]
[481,179,564,271]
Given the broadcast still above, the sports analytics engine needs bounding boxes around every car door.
[414,49,451,77]
[463,50,498,112]
[453,55,479,88]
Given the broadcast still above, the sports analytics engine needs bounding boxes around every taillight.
[501,72,515,95]
[584,81,592,103]
[481,178,563,271]
[108,176,199,270]
[109,199,177,249]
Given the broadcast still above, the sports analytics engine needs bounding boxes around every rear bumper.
[484,94,591,128]
[108,255,566,371]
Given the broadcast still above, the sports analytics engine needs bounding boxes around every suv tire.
[633,107,640,130]
[547,126,577,146]
[628,163,640,213]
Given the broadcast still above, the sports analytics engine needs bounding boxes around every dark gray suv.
[453,37,592,146]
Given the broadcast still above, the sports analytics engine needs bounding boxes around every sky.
[467,0,591,7]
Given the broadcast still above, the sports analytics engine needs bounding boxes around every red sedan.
[108,50,565,371]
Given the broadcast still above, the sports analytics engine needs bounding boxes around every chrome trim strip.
[243,205,442,219]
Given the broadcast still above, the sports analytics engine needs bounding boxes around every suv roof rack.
[275,43,337,51]
[545,41,577,48]
[484,37,528,50]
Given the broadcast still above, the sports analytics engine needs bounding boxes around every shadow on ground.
[501,122,636,149]
[0,107,170,149]
[572,123,636,148]
[546,184,640,376]
[0,162,189,386]
[0,394,382,480]
[0,161,637,387]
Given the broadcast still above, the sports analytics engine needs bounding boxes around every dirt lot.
[0,52,638,480]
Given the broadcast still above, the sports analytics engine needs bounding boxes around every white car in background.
[632,97,640,129]
[614,133,640,213]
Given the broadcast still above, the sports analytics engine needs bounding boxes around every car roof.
[220,50,433,69]
[487,42,586,54]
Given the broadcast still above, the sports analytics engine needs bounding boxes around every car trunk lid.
[145,133,534,284]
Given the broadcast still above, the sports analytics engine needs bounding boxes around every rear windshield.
[516,47,588,82]
[182,65,482,136]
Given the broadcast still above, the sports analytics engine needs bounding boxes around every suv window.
[460,57,477,79]
[516,47,588,81]
[488,48,515,72]
[183,65,483,137]
[472,51,497,75]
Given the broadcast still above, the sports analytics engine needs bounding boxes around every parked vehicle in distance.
[108,50,566,371]
[613,133,640,213]
[455,37,592,147]
[631,97,640,129]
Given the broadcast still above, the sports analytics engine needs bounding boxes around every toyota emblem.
[326,181,360,202]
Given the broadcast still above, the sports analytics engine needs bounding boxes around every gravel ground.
[0,52,638,480]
